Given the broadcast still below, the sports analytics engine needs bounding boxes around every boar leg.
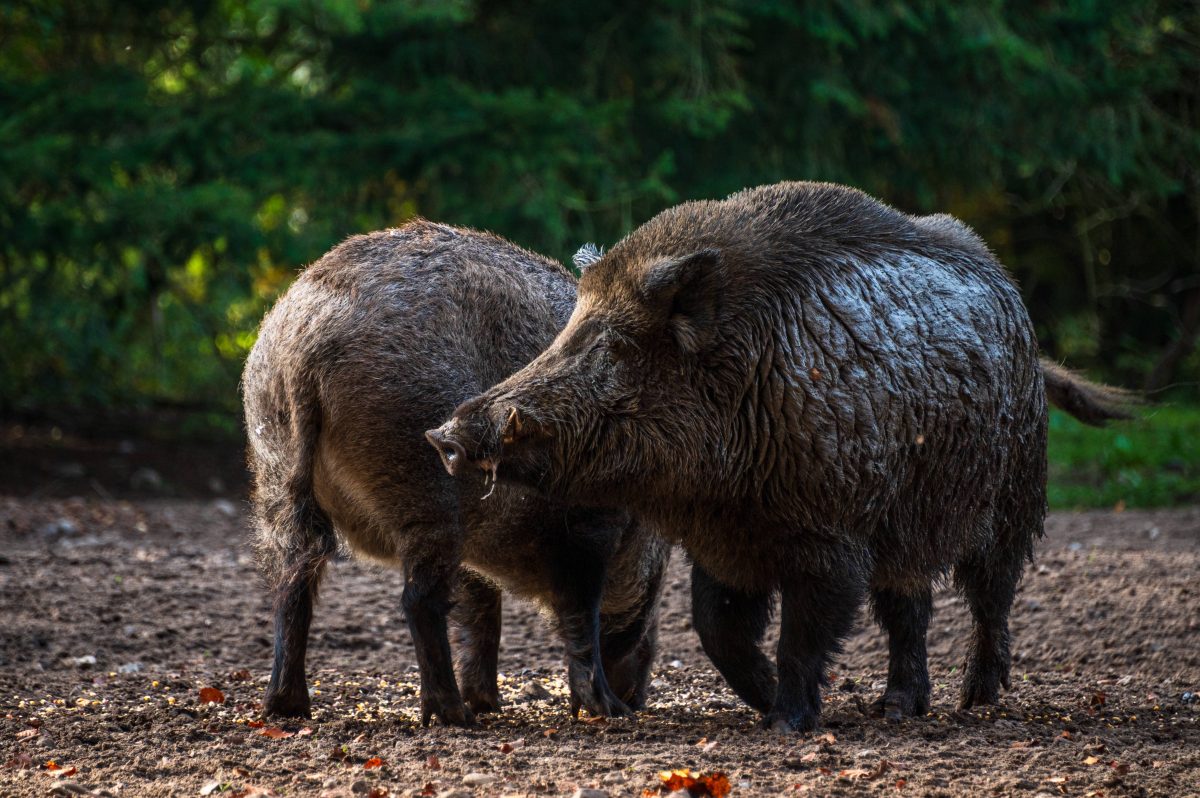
[690,564,776,714]
[451,569,503,714]
[955,554,1020,708]
[263,553,328,718]
[558,604,634,718]
[766,568,865,732]
[601,607,660,710]
[869,586,933,720]
[402,559,474,727]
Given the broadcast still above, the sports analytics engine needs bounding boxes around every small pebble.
[520,681,551,701]
[463,773,499,786]
[572,789,609,798]
[350,780,371,794]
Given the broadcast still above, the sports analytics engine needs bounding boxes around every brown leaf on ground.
[246,720,265,728]
[229,669,252,682]
[15,728,37,740]
[425,755,440,769]
[367,789,388,798]
[199,687,225,704]
[259,728,293,739]
[45,760,61,771]
[363,757,384,770]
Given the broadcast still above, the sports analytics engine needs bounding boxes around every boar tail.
[1041,358,1140,427]
[249,371,338,599]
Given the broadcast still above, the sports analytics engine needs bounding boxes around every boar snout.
[425,421,470,476]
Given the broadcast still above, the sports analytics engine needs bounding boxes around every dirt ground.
[1,429,1198,797]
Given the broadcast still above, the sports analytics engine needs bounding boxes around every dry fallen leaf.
[817,732,837,746]
[246,720,265,728]
[259,727,293,739]
[45,760,61,771]
[199,687,225,705]
[426,755,441,770]
[53,766,78,778]
[367,789,388,798]
[652,769,730,797]
[229,669,252,682]
[15,728,37,740]
[895,778,907,790]
[1047,776,1069,784]
[1084,756,1101,766]
[363,757,384,770]
[297,728,313,737]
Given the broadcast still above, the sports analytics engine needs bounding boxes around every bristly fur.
[572,242,604,270]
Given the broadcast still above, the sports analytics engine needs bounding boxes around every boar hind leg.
[402,557,474,727]
[869,587,932,721]
[766,565,865,733]
[955,550,1021,709]
[259,499,336,719]
[451,569,503,715]
[691,564,776,714]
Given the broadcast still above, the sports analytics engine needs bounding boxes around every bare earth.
[1,496,1197,797]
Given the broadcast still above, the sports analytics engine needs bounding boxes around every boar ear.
[642,248,722,353]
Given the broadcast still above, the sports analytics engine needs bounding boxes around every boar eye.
[605,331,636,360]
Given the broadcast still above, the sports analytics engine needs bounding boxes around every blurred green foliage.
[1047,406,1200,508]
[1,0,1198,414]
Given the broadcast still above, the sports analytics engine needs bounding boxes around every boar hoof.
[568,684,635,720]
[868,690,929,722]
[420,695,475,728]
[760,709,819,734]
[462,686,503,715]
[263,690,312,719]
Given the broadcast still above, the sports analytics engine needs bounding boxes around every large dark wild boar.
[426,182,1133,732]
[242,220,667,726]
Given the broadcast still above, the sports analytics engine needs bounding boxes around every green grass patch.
[1047,404,1200,509]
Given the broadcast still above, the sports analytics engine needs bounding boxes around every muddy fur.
[432,182,1132,732]
[242,219,668,726]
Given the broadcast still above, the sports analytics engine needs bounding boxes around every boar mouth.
[425,406,545,487]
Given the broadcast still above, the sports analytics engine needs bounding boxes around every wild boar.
[243,220,667,726]
[426,182,1133,731]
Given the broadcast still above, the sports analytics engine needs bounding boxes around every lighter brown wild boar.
[428,182,1135,732]
[242,220,667,726]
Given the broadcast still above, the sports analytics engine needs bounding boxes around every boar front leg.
[452,569,503,714]
[402,559,474,727]
[766,561,865,733]
[690,563,776,714]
